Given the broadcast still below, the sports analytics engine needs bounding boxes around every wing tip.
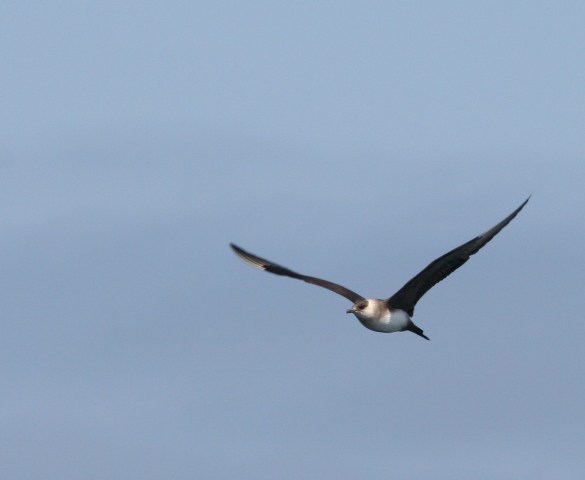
[229,242,250,257]
[229,242,267,270]
[506,194,531,223]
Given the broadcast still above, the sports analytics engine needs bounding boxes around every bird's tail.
[406,322,430,341]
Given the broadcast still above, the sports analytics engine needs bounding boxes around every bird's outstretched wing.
[230,243,365,303]
[387,196,530,316]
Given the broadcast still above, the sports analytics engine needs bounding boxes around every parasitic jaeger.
[230,197,529,340]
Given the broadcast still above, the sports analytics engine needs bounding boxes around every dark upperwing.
[387,196,530,316]
[230,243,365,304]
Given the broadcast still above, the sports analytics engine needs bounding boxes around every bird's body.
[352,301,410,334]
[230,197,529,340]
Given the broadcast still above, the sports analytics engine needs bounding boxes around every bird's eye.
[357,303,365,310]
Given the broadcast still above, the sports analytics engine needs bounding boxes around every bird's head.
[346,300,370,319]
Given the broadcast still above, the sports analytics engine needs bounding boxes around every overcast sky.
[1,2,584,479]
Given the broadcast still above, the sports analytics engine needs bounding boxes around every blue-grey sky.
[2,2,584,479]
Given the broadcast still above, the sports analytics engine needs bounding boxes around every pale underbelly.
[358,309,410,333]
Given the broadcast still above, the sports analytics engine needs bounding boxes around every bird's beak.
[346,308,354,314]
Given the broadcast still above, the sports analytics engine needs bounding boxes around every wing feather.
[387,196,530,315]
[230,243,365,303]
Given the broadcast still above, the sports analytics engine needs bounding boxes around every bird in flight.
[230,197,529,340]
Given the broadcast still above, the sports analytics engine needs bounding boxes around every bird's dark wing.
[387,196,530,316]
[230,243,365,303]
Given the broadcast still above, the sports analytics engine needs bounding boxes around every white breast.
[356,306,410,333]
